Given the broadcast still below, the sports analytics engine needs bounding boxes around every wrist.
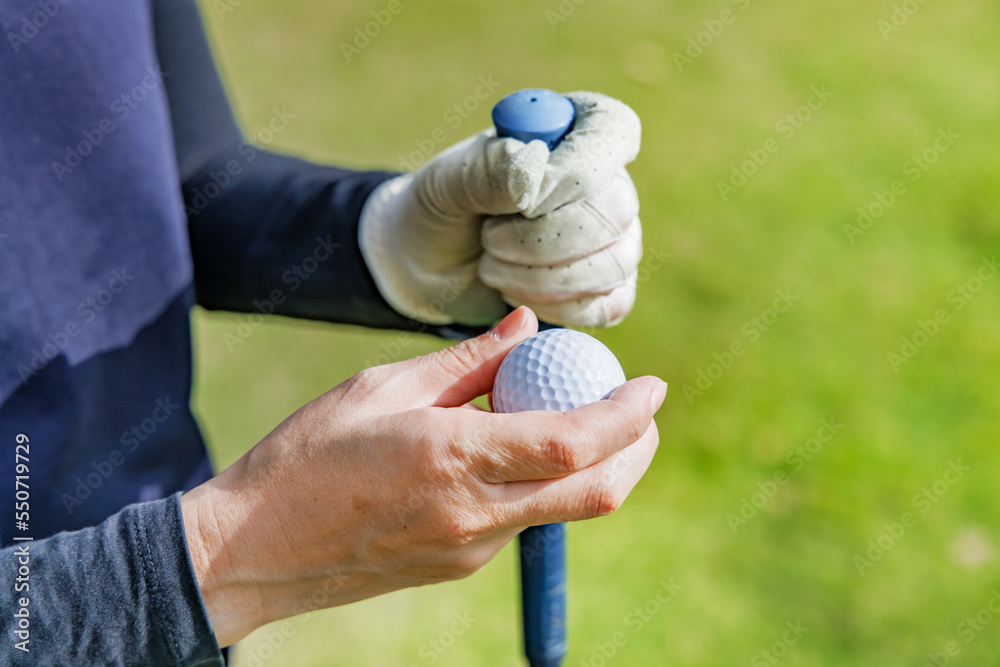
[181,478,265,647]
[358,174,451,324]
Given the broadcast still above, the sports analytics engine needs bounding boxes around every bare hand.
[181,307,666,646]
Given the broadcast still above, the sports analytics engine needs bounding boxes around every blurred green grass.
[191,0,1000,664]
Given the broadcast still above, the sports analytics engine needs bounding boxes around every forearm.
[0,495,222,665]
[184,150,418,330]
[152,0,447,332]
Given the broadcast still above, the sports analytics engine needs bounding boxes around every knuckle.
[472,446,505,483]
[623,408,645,445]
[420,433,461,481]
[544,432,581,473]
[583,478,622,518]
[436,509,480,549]
[342,366,384,398]
[437,419,482,467]
[601,281,637,327]
[589,173,640,225]
[437,343,481,379]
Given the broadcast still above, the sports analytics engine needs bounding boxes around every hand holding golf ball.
[359,91,643,329]
[181,307,665,648]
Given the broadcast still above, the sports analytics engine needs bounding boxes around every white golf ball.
[493,329,626,413]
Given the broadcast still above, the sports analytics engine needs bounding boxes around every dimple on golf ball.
[493,328,626,414]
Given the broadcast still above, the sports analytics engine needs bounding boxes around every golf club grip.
[493,89,574,667]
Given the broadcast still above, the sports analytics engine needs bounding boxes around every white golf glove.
[359,91,642,328]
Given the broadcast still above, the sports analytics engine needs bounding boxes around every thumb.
[405,306,538,407]
[423,133,549,216]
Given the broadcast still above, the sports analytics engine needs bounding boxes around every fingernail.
[650,381,668,412]
[489,307,526,341]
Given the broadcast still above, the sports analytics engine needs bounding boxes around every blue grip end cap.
[492,89,575,150]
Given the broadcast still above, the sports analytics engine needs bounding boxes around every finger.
[481,171,639,265]
[479,218,642,296]
[462,376,666,483]
[498,417,659,527]
[523,91,641,218]
[392,306,538,408]
[513,277,637,328]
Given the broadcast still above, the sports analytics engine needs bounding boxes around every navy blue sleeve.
[183,150,416,331]
[1,494,223,665]
[152,0,452,333]
[184,151,488,339]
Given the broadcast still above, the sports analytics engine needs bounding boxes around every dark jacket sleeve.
[152,0,465,334]
[0,494,223,666]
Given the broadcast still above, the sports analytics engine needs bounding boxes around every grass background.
[190,0,1000,664]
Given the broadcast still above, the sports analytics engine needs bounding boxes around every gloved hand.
[359,91,642,328]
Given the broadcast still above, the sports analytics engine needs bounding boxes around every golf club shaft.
[519,524,567,667]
